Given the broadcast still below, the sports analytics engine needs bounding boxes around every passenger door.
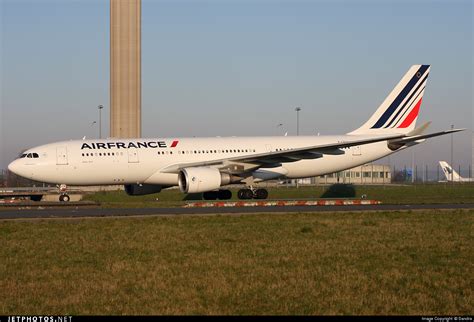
[351,146,362,156]
[128,148,139,163]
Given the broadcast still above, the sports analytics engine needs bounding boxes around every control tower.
[110,0,141,138]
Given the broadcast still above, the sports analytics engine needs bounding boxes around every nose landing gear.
[59,194,70,202]
[58,184,70,202]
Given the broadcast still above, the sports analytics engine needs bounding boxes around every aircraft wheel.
[218,189,232,200]
[203,191,218,200]
[59,194,70,202]
[238,189,253,200]
[254,189,268,200]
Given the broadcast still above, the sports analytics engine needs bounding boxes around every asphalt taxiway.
[1,203,473,220]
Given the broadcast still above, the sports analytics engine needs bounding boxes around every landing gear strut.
[237,188,268,200]
[203,189,232,200]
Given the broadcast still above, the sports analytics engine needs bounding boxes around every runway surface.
[1,203,473,219]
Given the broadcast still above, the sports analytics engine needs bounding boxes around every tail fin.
[348,65,430,135]
[439,161,463,182]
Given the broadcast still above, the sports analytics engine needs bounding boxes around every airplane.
[439,161,474,182]
[8,65,465,201]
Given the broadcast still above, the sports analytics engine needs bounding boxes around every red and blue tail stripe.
[371,65,430,129]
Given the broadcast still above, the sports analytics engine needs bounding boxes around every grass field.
[82,184,474,208]
[1,210,472,315]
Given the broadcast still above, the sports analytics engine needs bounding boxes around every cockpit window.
[21,152,40,159]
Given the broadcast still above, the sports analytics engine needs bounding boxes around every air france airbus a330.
[8,65,464,201]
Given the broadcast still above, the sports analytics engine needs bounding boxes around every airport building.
[294,164,391,185]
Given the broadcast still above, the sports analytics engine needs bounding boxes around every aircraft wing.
[159,133,405,174]
[160,128,465,175]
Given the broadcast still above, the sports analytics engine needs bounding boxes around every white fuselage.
[8,135,399,186]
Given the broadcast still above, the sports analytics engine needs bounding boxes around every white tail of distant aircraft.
[8,65,465,201]
[439,161,473,182]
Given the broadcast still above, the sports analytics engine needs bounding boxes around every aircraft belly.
[47,162,152,185]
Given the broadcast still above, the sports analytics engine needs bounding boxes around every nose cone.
[8,160,20,175]
[8,159,28,179]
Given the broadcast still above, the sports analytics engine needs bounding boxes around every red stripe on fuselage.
[170,140,179,148]
[398,98,422,128]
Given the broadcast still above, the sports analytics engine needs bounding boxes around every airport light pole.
[98,105,104,139]
[276,123,283,136]
[295,107,302,188]
[295,107,301,136]
[451,124,454,183]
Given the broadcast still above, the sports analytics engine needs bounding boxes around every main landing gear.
[201,188,269,200]
[237,188,268,200]
[202,189,232,200]
[58,184,70,202]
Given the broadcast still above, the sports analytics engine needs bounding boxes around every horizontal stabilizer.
[389,128,465,146]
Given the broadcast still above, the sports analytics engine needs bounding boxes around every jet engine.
[178,167,232,193]
[124,184,164,196]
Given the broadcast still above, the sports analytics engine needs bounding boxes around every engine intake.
[178,167,231,193]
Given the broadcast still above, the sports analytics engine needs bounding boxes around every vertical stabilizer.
[439,161,463,182]
[349,65,430,135]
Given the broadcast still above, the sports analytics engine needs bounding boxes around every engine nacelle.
[178,167,231,193]
[124,184,163,196]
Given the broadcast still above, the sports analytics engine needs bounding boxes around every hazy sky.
[1,0,473,171]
